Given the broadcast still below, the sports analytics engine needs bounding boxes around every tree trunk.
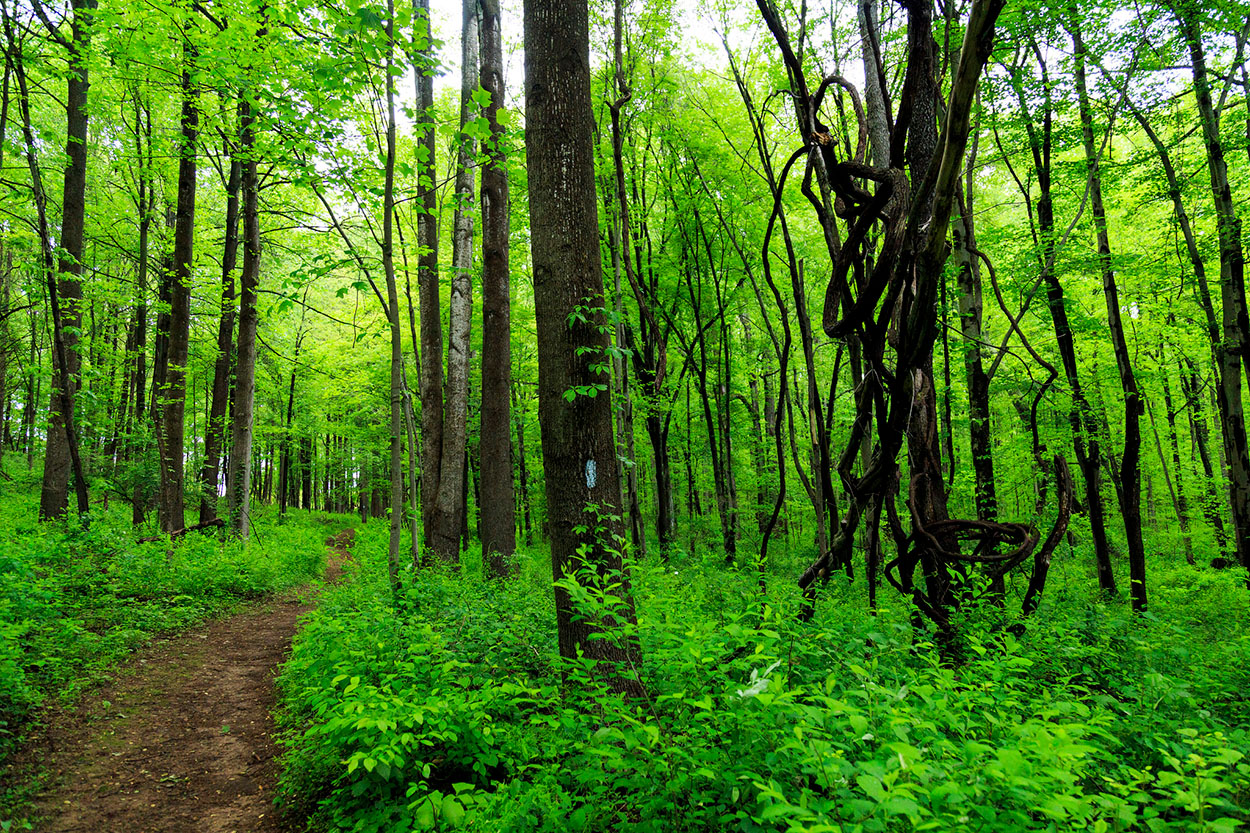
[383,0,405,588]
[429,0,479,562]
[1149,375,1193,563]
[1176,5,1250,572]
[130,92,152,525]
[1180,362,1228,548]
[857,0,890,168]
[1010,55,1116,595]
[156,40,198,534]
[226,94,261,539]
[200,130,240,524]
[1072,20,1145,610]
[524,0,642,688]
[953,181,996,522]
[30,0,92,522]
[480,0,516,577]
[277,330,303,519]
[513,386,534,545]
[0,245,7,476]
[415,0,444,558]
[151,207,174,424]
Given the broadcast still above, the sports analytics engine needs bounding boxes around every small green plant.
[562,298,630,402]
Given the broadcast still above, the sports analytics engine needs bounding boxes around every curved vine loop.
[821,163,908,341]
[881,453,1074,624]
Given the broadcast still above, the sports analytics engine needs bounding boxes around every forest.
[0,0,1249,828]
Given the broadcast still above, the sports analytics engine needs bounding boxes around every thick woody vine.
[754,0,1072,632]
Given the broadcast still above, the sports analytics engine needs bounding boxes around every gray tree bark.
[226,94,261,539]
[524,0,642,689]
[429,0,479,562]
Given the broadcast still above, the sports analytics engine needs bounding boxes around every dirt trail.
[24,528,356,833]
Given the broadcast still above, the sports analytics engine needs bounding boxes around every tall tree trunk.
[524,0,642,688]
[609,225,643,556]
[382,0,405,587]
[226,95,261,539]
[129,91,152,525]
[429,0,478,562]
[857,0,890,168]
[480,0,516,576]
[24,319,37,470]
[899,0,958,620]
[277,322,305,520]
[1072,20,1145,611]
[512,386,534,545]
[0,246,7,476]
[950,98,994,527]
[1180,361,1228,548]
[415,0,443,557]
[0,59,8,474]
[200,131,241,524]
[1175,5,1250,572]
[604,0,647,557]
[1149,373,1193,564]
[300,434,312,509]
[716,260,740,557]
[953,181,996,522]
[156,39,199,534]
[684,246,736,561]
[1010,54,1116,595]
[151,207,174,423]
[25,0,92,522]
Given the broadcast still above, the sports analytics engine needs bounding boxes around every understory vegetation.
[0,463,329,815]
[276,520,1250,832]
[4,0,1250,827]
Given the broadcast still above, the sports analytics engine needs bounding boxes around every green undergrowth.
[0,466,337,813]
[276,520,1250,832]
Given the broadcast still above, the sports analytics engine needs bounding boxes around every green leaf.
[442,795,466,825]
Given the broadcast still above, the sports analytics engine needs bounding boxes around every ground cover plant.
[276,517,1250,832]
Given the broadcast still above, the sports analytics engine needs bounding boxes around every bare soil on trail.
[20,528,356,833]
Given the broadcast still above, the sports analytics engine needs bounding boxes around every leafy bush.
[276,526,1250,832]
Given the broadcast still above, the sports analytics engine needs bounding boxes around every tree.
[427,0,478,562]
[20,0,93,523]
[199,103,242,526]
[226,92,261,538]
[155,32,199,534]
[416,0,444,558]
[479,0,515,577]
[1001,40,1117,596]
[1069,14,1146,611]
[524,0,641,687]
[1173,0,1250,574]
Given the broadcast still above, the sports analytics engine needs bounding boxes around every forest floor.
[16,528,356,833]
